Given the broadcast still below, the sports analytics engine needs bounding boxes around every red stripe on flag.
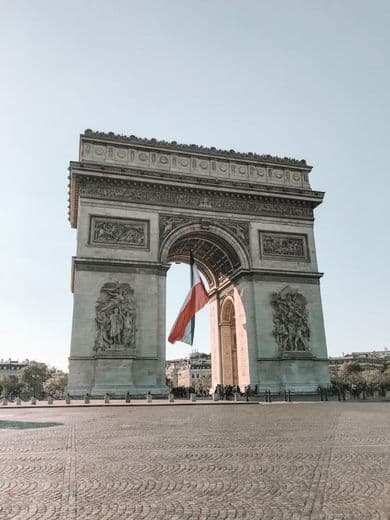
[168,277,209,344]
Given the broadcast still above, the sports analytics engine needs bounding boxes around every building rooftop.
[0,359,29,365]
[83,129,311,169]
[329,350,390,360]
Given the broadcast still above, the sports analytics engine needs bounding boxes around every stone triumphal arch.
[67,130,329,396]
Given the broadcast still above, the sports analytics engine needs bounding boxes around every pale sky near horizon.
[1,0,389,371]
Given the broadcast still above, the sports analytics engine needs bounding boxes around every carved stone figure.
[159,215,187,240]
[271,286,310,352]
[122,311,136,346]
[224,222,249,246]
[109,307,123,344]
[94,282,136,352]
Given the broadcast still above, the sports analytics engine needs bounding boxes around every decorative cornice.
[208,268,322,296]
[70,160,324,199]
[83,129,311,169]
[235,270,323,285]
[69,174,316,228]
[72,258,169,291]
[74,257,170,273]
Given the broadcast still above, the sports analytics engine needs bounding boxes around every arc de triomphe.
[67,130,329,396]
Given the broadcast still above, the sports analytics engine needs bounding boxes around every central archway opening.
[166,263,212,395]
[166,263,210,358]
[162,225,248,394]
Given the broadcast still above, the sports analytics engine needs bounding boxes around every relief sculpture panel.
[94,282,136,353]
[259,231,309,261]
[271,286,310,352]
[81,139,310,189]
[90,216,149,249]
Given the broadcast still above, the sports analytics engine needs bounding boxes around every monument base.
[67,356,168,397]
[66,385,169,398]
[256,383,322,394]
[256,357,330,393]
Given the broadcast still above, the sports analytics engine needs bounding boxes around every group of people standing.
[215,384,255,401]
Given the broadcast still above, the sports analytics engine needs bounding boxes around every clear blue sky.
[1,0,389,370]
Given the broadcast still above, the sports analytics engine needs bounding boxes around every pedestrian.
[245,385,251,402]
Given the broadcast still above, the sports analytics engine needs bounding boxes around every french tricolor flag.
[168,253,209,345]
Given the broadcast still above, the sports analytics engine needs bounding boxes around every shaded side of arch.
[160,223,250,288]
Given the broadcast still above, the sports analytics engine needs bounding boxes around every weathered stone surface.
[80,130,312,189]
[67,132,329,395]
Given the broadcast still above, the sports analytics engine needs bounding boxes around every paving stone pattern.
[0,403,389,520]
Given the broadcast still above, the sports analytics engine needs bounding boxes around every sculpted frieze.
[79,177,314,220]
[83,129,309,167]
[90,216,149,249]
[81,138,310,189]
[259,231,309,261]
[94,282,136,353]
[271,286,310,352]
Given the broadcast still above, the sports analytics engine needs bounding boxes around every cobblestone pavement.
[0,402,389,520]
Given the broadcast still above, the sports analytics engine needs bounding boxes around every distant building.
[166,352,211,391]
[0,359,29,379]
[165,358,187,388]
[329,349,390,373]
